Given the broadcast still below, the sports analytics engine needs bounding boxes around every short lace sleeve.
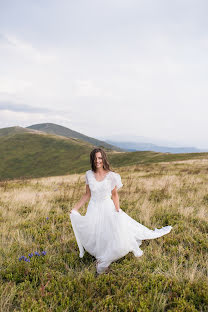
[110,172,123,191]
[85,171,89,185]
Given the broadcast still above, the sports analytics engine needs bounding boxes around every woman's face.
[94,152,103,169]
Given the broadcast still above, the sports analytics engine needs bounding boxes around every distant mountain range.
[104,140,207,154]
[96,133,208,153]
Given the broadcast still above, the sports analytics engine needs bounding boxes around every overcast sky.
[0,0,208,148]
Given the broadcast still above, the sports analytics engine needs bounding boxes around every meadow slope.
[1,129,208,181]
[0,159,208,311]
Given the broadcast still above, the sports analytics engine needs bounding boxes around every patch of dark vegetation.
[148,188,171,203]
[202,194,208,205]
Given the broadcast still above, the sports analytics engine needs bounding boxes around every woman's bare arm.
[111,187,120,212]
[70,185,91,213]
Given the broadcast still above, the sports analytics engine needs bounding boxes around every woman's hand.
[70,208,77,214]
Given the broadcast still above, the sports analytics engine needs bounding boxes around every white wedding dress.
[70,170,172,274]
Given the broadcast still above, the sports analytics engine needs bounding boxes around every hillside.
[0,131,94,180]
[0,159,207,310]
[27,123,123,152]
[1,127,208,180]
[108,150,208,167]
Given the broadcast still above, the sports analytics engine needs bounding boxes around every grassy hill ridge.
[0,126,37,137]
[1,126,208,180]
[27,123,123,152]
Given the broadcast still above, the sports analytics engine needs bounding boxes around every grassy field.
[0,159,208,311]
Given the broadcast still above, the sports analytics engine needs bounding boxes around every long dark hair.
[90,148,113,172]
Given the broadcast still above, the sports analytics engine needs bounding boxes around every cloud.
[0,101,51,113]
[0,0,208,148]
[73,80,102,97]
[0,77,32,94]
[0,109,72,130]
[0,32,56,64]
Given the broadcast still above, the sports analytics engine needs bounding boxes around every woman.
[70,148,172,274]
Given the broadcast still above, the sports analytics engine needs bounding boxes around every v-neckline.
[91,170,111,182]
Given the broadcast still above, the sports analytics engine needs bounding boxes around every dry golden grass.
[0,159,207,311]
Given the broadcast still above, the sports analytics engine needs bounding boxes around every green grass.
[0,132,93,180]
[108,150,208,167]
[1,130,208,181]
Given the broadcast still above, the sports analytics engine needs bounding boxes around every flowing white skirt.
[70,197,172,274]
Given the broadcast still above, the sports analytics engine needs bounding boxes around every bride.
[70,148,172,274]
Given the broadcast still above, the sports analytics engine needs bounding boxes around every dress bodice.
[85,170,123,201]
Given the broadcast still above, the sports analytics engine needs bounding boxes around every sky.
[0,0,208,148]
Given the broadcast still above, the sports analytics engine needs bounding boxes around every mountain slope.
[0,131,94,180]
[1,129,208,180]
[1,126,208,180]
[27,123,123,151]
